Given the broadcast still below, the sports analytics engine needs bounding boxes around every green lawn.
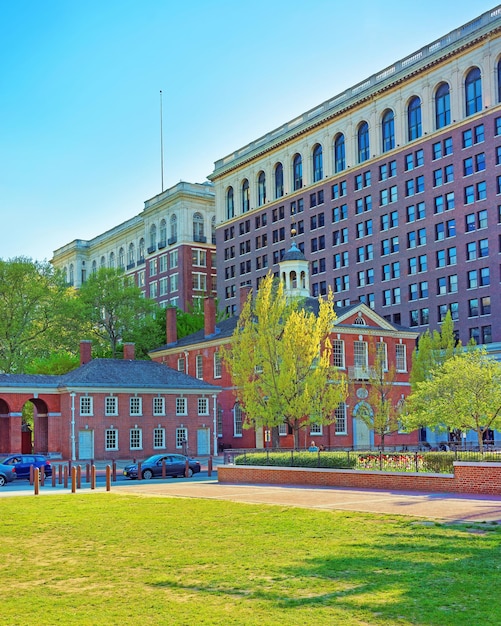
[1,493,500,625]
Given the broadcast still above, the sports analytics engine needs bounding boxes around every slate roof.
[0,359,220,392]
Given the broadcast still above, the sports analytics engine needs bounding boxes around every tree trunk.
[477,428,484,453]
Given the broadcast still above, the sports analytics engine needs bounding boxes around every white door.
[354,418,371,449]
[197,428,210,455]
[78,430,94,460]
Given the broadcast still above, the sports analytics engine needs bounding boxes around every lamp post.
[212,394,218,456]
[70,392,76,461]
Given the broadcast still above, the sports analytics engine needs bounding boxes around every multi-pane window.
[435,82,450,129]
[358,122,370,163]
[395,344,407,372]
[176,427,188,449]
[153,397,165,416]
[335,403,347,434]
[130,397,142,416]
[332,340,345,368]
[105,429,118,451]
[234,404,243,437]
[153,428,165,449]
[353,341,368,369]
[214,352,222,379]
[376,342,388,370]
[80,396,93,416]
[130,428,142,450]
[176,397,187,416]
[198,397,209,416]
[196,354,203,379]
[465,67,482,116]
[105,396,118,416]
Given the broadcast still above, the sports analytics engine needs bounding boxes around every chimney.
[204,296,216,337]
[166,306,178,345]
[80,340,92,366]
[239,285,252,314]
[123,343,135,360]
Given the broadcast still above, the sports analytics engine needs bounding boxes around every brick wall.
[218,462,501,496]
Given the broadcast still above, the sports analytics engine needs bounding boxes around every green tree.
[355,342,402,451]
[76,267,157,358]
[222,274,347,448]
[0,257,72,372]
[403,349,501,451]
[410,310,458,389]
[25,352,80,375]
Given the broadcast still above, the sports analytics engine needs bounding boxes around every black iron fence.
[223,447,501,474]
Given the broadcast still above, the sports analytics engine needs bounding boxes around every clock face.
[356,388,368,399]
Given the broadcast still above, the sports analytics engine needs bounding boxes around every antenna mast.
[160,90,164,192]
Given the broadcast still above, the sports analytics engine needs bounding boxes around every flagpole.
[160,90,164,192]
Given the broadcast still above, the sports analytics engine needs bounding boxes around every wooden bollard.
[52,469,56,488]
[162,459,166,478]
[184,458,190,478]
[40,467,45,487]
[63,465,68,489]
[29,464,34,486]
[208,455,213,477]
[91,464,96,490]
[106,465,111,491]
[33,467,39,495]
[137,461,142,480]
[77,465,81,489]
[86,463,90,483]
[58,464,63,484]
[112,460,116,482]
[71,466,76,493]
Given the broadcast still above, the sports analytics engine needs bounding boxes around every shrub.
[234,451,357,469]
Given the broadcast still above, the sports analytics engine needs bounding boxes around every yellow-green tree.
[222,274,347,448]
[403,349,501,451]
[354,341,402,451]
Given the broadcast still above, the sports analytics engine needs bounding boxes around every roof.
[0,359,220,393]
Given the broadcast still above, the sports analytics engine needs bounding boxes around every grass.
[1,493,500,625]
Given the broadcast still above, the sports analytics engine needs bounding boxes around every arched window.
[118,247,125,269]
[109,252,115,269]
[91,260,97,274]
[334,133,345,173]
[407,97,422,141]
[211,216,216,244]
[128,243,135,266]
[100,255,106,268]
[159,219,167,245]
[292,154,302,190]
[169,216,177,243]
[435,82,451,129]
[312,144,323,182]
[465,67,482,116]
[226,186,234,219]
[274,163,284,198]
[193,212,205,241]
[241,179,250,213]
[149,224,157,251]
[257,171,266,206]
[358,122,370,163]
[69,264,74,285]
[233,403,243,436]
[382,110,395,153]
[138,238,145,261]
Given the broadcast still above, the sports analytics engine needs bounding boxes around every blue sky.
[1,1,497,261]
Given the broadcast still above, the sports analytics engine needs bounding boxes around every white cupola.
[279,241,310,298]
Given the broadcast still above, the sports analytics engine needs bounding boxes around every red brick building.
[0,342,220,461]
[150,244,419,451]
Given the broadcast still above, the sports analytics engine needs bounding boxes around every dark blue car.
[0,463,16,486]
[1,454,52,480]
[123,454,201,480]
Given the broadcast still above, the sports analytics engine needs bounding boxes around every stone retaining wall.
[218,462,501,495]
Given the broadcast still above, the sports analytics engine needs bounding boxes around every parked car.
[0,454,52,480]
[0,463,16,486]
[123,454,201,480]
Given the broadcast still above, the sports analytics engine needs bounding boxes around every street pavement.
[1,457,501,523]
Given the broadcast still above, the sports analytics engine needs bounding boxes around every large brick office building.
[210,8,501,349]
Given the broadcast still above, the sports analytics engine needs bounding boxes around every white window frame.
[376,342,388,371]
[396,344,407,372]
[105,428,118,451]
[176,397,187,416]
[80,396,93,416]
[310,423,323,435]
[130,428,142,450]
[214,351,222,379]
[234,404,243,437]
[153,427,166,449]
[130,397,142,416]
[198,397,209,416]
[105,396,118,416]
[332,339,345,368]
[153,397,165,416]
[196,354,203,379]
[176,427,188,449]
[335,403,347,434]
